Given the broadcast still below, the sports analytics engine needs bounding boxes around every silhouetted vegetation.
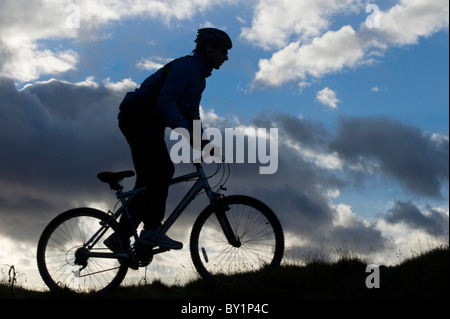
[1,245,448,299]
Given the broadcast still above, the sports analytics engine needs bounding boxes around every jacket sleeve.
[156,59,192,131]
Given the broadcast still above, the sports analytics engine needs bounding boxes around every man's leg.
[130,125,181,249]
[120,116,174,231]
[140,128,175,230]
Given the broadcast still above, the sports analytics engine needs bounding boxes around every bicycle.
[36,160,284,295]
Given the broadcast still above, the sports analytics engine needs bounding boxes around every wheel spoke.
[37,209,129,295]
[191,196,284,284]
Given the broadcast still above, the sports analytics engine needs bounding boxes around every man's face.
[205,44,229,70]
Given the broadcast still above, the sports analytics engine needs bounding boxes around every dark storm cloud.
[0,77,447,257]
[0,76,132,241]
[0,76,130,189]
[215,155,389,258]
[0,39,14,73]
[222,115,389,255]
[330,116,449,198]
[328,222,390,255]
[385,201,449,236]
[254,112,329,150]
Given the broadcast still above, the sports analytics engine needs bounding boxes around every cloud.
[0,76,447,278]
[385,201,449,236]
[136,60,165,72]
[136,57,173,71]
[329,202,390,255]
[249,0,449,88]
[252,25,366,88]
[253,113,343,171]
[0,0,447,287]
[330,116,449,198]
[240,112,448,257]
[0,0,80,82]
[0,36,79,83]
[0,75,133,240]
[1,0,448,85]
[316,87,340,109]
[0,0,236,82]
[376,0,450,47]
[241,0,362,50]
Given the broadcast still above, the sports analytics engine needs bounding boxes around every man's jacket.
[119,53,211,133]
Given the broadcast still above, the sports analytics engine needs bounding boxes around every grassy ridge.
[1,245,448,299]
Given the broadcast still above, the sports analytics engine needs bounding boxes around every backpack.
[119,60,174,118]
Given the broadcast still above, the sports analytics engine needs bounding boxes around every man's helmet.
[195,28,233,50]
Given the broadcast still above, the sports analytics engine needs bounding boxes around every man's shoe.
[104,234,139,270]
[138,229,183,250]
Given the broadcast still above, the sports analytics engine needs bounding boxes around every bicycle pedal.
[128,261,140,270]
[135,240,156,250]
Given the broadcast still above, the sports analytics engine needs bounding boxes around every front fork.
[212,194,241,248]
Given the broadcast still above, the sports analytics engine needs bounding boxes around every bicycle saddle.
[97,171,135,184]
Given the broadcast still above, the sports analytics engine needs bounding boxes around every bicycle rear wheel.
[36,208,129,295]
[190,195,284,284]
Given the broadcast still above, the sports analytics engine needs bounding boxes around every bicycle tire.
[190,195,284,284]
[36,208,129,295]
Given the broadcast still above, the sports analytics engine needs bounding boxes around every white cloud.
[0,0,235,82]
[284,138,343,170]
[316,87,340,109]
[136,57,174,71]
[249,0,449,88]
[241,0,362,50]
[253,25,364,88]
[136,60,165,71]
[236,16,247,24]
[1,0,448,84]
[332,203,359,228]
[0,0,80,82]
[104,77,139,92]
[0,41,78,82]
[376,0,449,47]
[67,0,234,28]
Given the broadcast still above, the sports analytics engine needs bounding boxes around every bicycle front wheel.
[36,208,129,295]
[190,195,284,284]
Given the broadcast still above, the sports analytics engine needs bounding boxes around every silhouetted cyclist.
[105,28,232,251]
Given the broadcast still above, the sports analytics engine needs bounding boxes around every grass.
[1,245,448,300]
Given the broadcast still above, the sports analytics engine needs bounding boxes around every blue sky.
[0,0,448,289]
[46,1,449,133]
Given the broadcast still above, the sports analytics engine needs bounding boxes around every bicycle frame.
[161,164,215,233]
[81,163,239,262]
